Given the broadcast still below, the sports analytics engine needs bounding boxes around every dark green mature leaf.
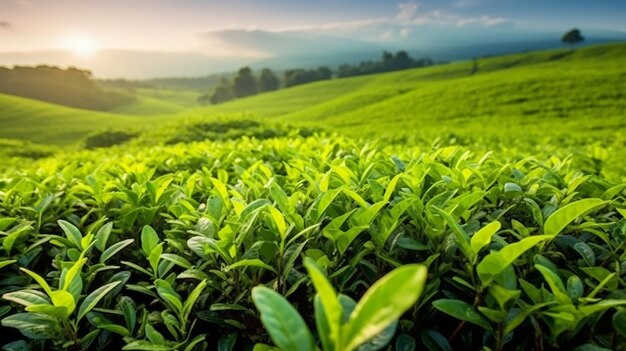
[100,239,134,263]
[94,222,113,252]
[432,299,491,331]
[77,281,121,321]
[419,329,451,351]
[58,220,83,249]
[1,313,62,339]
[613,309,626,338]
[251,286,314,351]
[3,289,49,306]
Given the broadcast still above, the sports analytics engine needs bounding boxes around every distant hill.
[191,42,626,141]
[0,42,624,147]
[0,66,132,111]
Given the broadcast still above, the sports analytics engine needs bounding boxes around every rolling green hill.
[192,43,626,142]
[0,93,170,145]
[0,43,624,147]
[110,88,201,115]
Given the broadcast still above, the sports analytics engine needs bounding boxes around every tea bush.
[0,135,625,350]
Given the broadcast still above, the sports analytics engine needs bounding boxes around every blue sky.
[0,0,624,77]
[1,0,625,52]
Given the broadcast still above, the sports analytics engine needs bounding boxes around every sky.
[1,0,625,78]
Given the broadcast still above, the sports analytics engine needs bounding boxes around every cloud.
[195,2,513,58]
[226,2,509,34]
[0,22,10,29]
[397,2,420,23]
[391,2,509,27]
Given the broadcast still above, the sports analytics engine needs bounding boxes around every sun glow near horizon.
[64,34,99,58]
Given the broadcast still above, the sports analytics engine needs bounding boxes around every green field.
[1,43,625,146]
[1,43,626,351]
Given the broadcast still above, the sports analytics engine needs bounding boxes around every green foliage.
[252,259,427,351]
[0,65,132,111]
[84,130,138,149]
[0,43,625,351]
[562,28,585,47]
[0,135,623,350]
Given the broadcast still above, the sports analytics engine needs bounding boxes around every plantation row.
[0,135,625,350]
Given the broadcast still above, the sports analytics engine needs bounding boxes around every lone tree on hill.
[562,28,584,48]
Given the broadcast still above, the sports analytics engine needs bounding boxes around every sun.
[65,34,98,57]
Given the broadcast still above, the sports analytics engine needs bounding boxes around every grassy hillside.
[0,44,625,351]
[192,43,626,142]
[0,93,170,145]
[0,43,624,147]
[110,88,201,115]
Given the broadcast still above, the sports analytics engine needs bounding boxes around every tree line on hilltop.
[200,50,435,105]
[0,66,131,110]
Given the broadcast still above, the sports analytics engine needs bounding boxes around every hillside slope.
[0,43,624,145]
[192,43,626,141]
[0,93,171,145]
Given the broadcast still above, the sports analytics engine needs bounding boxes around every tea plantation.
[0,43,625,351]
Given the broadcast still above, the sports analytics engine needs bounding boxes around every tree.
[562,28,584,48]
[210,78,234,104]
[337,64,357,78]
[316,66,332,80]
[233,67,258,98]
[394,51,413,69]
[382,51,394,71]
[258,68,280,92]
[197,93,211,105]
[285,69,318,88]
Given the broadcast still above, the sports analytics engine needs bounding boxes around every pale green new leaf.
[20,268,53,296]
[543,199,604,236]
[342,264,428,351]
[0,259,16,270]
[225,259,276,273]
[49,290,76,318]
[477,235,551,287]
[470,221,501,258]
[141,225,160,256]
[304,257,343,348]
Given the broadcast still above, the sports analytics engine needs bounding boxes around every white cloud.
[397,2,420,23]
[242,1,510,34]
[197,1,513,54]
[379,29,395,41]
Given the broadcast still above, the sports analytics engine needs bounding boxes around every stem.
[63,319,82,350]
[495,323,503,351]
[450,292,482,341]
